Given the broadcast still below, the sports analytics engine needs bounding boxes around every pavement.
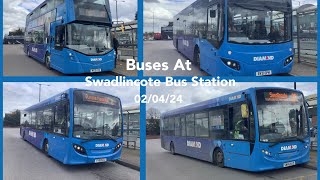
[303,150,317,170]
[144,40,317,76]
[147,139,317,180]
[4,128,139,180]
[3,45,137,76]
[117,147,140,171]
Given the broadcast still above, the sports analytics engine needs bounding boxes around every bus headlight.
[114,143,122,153]
[73,144,87,155]
[221,58,240,71]
[284,56,293,66]
[262,150,271,156]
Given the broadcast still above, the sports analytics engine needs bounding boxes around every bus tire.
[27,49,30,57]
[193,46,200,66]
[43,139,49,155]
[170,142,175,155]
[214,149,224,168]
[45,53,52,70]
[176,40,180,53]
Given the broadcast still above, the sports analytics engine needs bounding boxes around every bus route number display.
[264,92,298,102]
[83,93,116,105]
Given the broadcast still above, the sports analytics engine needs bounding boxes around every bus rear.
[236,88,310,171]
[67,90,123,164]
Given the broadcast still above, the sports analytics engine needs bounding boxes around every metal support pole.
[296,12,301,63]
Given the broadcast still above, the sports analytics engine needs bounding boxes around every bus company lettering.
[187,140,201,148]
[91,58,103,62]
[31,47,38,53]
[28,131,36,138]
[229,94,241,101]
[95,143,109,148]
[253,56,274,61]
[281,145,297,151]
[182,40,189,47]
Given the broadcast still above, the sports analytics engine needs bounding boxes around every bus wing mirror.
[241,104,249,118]
[24,114,27,117]
[210,10,216,18]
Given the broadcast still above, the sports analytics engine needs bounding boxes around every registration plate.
[95,158,107,163]
[256,70,272,76]
[283,161,295,167]
[90,68,102,73]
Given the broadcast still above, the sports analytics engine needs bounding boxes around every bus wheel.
[193,47,200,66]
[43,140,49,155]
[176,40,180,53]
[214,149,224,168]
[27,50,30,57]
[45,54,51,70]
[170,142,175,155]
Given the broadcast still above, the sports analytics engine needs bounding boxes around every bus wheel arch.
[213,148,224,168]
[43,139,49,155]
[22,130,26,140]
[193,45,200,66]
[45,52,52,70]
[170,141,175,155]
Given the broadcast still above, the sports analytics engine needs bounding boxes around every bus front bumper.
[65,147,122,165]
[215,57,293,76]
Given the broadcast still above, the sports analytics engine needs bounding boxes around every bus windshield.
[257,90,308,143]
[228,0,292,44]
[73,91,122,140]
[66,23,113,55]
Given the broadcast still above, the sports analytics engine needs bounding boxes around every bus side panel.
[173,136,186,155]
[223,140,251,170]
[28,44,46,62]
[47,133,69,163]
[24,128,46,150]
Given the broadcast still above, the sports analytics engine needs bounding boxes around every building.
[306,94,317,127]
[161,22,173,40]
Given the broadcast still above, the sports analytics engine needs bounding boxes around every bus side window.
[55,25,65,50]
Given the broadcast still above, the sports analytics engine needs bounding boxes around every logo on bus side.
[187,140,201,148]
[29,131,36,138]
[229,94,241,101]
[31,47,38,53]
[281,145,297,151]
[91,58,103,62]
[253,56,274,61]
[182,40,189,47]
[95,143,109,148]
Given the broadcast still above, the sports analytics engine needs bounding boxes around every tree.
[3,110,21,127]
[147,107,161,119]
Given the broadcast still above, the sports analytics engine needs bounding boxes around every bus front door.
[199,5,221,75]
[50,21,66,71]
[223,106,251,168]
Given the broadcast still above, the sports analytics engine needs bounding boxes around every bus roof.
[24,88,121,111]
[161,87,303,118]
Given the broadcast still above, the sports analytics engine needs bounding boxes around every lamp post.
[37,83,50,102]
[115,0,125,24]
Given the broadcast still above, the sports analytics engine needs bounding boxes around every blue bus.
[173,0,293,76]
[161,87,310,171]
[20,89,123,164]
[24,0,115,74]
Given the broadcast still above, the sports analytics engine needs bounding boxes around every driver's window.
[207,5,219,42]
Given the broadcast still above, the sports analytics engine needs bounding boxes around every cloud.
[3,0,137,36]
[3,82,140,115]
[147,82,317,113]
[143,0,317,32]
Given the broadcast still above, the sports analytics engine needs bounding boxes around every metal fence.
[293,5,317,65]
[113,21,138,60]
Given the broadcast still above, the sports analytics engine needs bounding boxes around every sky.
[147,82,317,113]
[3,82,140,115]
[143,0,317,32]
[3,0,137,36]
